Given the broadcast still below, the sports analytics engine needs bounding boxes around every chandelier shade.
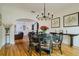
[36,3,53,20]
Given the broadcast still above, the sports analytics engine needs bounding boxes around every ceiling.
[0,3,79,14]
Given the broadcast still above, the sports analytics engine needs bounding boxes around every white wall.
[0,26,2,49]
[0,7,3,49]
[38,6,79,47]
[0,24,5,49]
[15,21,35,36]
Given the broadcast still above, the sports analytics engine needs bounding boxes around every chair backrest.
[38,33,47,41]
[28,32,36,41]
[39,34,52,47]
[28,32,35,37]
[45,34,52,43]
[52,33,63,44]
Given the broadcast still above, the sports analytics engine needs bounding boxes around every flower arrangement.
[40,26,49,33]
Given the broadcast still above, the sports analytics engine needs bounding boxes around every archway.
[14,18,37,42]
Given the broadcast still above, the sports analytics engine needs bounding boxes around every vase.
[42,30,47,34]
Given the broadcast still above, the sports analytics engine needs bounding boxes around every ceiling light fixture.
[36,3,53,20]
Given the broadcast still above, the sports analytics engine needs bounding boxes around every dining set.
[28,32,63,56]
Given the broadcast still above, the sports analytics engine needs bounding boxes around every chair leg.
[58,45,62,54]
[39,46,41,56]
[28,47,32,56]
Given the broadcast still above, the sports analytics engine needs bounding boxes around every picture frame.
[51,17,60,28]
[63,12,79,27]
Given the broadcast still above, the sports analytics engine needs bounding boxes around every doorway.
[14,18,36,43]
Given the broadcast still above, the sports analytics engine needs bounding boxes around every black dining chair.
[28,32,39,55]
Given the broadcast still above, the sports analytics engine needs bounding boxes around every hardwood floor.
[0,38,79,56]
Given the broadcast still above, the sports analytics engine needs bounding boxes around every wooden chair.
[52,33,63,54]
[28,32,40,55]
[38,33,52,56]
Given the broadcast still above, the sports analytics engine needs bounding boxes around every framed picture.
[51,17,60,28]
[63,12,79,27]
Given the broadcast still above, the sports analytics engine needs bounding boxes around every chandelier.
[36,3,53,20]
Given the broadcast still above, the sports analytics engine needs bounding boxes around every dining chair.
[28,32,40,55]
[38,33,52,56]
[52,33,63,54]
